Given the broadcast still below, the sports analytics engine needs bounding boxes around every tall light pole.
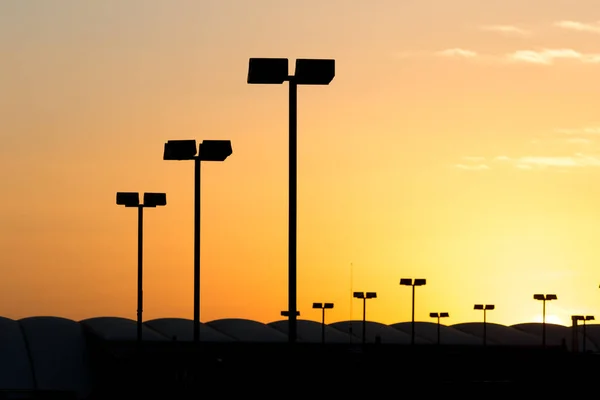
[312,302,334,344]
[116,192,167,343]
[400,278,426,345]
[163,139,233,343]
[429,312,449,345]
[533,294,557,348]
[248,58,335,344]
[353,292,377,346]
[474,304,495,346]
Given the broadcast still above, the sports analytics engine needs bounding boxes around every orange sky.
[2,0,600,327]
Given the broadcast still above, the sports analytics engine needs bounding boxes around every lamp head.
[116,192,140,207]
[163,140,197,160]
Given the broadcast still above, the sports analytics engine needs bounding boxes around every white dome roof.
[391,322,481,345]
[0,317,33,391]
[19,317,92,397]
[80,317,168,341]
[512,323,597,352]
[268,319,355,343]
[329,320,429,344]
[206,319,287,342]
[452,322,539,345]
[144,318,234,342]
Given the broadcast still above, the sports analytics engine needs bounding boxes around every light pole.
[474,304,495,346]
[533,294,557,348]
[247,58,335,344]
[429,312,449,345]
[353,292,377,346]
[400,278,426,345]
[574,315,595,352]
[116,192,167,343]
[163,139,233,343]
[312,302,334,344]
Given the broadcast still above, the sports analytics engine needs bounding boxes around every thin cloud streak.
[436,48,478,58]
[456,154,600,170]
[480,25,530,36]
[555,20,600,34]
[506,49,600,65]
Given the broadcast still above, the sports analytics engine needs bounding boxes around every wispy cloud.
[436,48,478,58]
[480,25,530,36]
[455,164,489,171]
[506,48,600,65]
[555,126,600,135]
[456,153,600,170]
[555,20,600,34]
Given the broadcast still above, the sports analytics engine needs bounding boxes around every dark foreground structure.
[90,342,599,398]
[3,316,600,398]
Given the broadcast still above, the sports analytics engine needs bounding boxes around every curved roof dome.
[19,317,92,397]
[576,324,600,351]
[391,322,481,345]
[0,317,33,391]
[206,319,287,342]
[512,323,597,352]
[329,320,428,344]
[80,317,168,341]
[452,322,539,345]
[144,318,234,342]
[268,319,355,343]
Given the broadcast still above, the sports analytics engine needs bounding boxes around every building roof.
[511,323,597,352]
[144,318,235,342]
[206,318,287,342]
[268,319,356,343]
[19,317,92,397]
[0,317,33,391]
[391,322,481,345]
[452,322,539,346]
[329,320,429,344]
[80,317,168,341]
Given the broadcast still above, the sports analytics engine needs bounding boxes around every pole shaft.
[193,158,201,343]
[542,300,546,348]
[483,310,487,346]
[411,285,415,345]
[437,317,440,345]
[321,308,325,345]
[137,206,144,344]
[362,298,366,346]
[288,78,298,344]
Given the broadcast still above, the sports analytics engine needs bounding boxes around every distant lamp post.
[353,292,377,346]
[400,278,426,345]
[474,304,495,346]
[163,139,232,343]
[312,302,334,344]
[248,57,335,344]
[533,294,557,348]
[573,315,595,353]
[429,312,449,345]
[116,192,167,343]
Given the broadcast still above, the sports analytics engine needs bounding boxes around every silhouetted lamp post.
[429,312,449,345]
[163,139,232,343]
[116,192,167,343]
[474,304,495,346]
[575,315,595,352]
[353,292,376,346]
[312,302,334,344]
[400,278,426,345]
[248,57,335,344]
[533,294,557,348]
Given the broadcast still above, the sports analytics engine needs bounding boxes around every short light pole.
[400,278,426,345]
[580,315,595,352]
[163,139,232,343]
[248,58,335,344]
[429,312,449,345]
[474,304,495,346]
[533,294,557,348]
[353,292,377,346]
[312,303,334,344]
[116,192,167,344]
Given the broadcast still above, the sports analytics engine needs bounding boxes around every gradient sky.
[3,0,600,327]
